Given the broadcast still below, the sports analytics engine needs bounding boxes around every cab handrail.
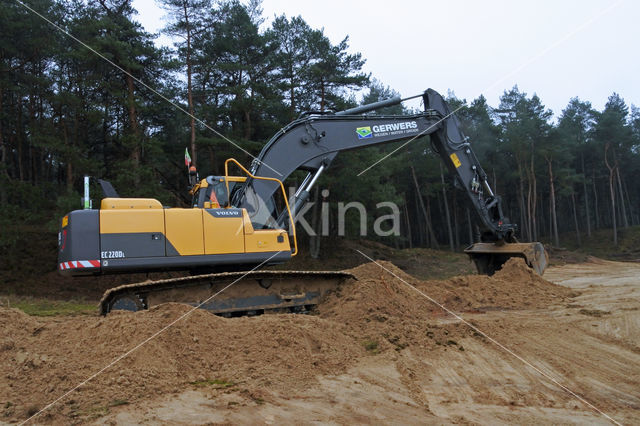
[224,158,297,256]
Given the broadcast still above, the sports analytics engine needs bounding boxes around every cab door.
[203,208,245,254]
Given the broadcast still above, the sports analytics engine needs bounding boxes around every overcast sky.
[131,0,638,117]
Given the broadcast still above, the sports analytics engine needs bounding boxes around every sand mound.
[329,257,570,316]
[317,258,572,354]
[1,259,572,423]
[1,303,361,421]
[429,257,573,311]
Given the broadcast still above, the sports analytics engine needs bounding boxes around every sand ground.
[1,259,638,425]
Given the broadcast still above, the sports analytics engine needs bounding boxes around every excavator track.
[99,270,355,316]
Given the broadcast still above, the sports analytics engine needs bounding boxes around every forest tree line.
[1,0,639,254]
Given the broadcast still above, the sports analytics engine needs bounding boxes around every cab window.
[202,180,239,208]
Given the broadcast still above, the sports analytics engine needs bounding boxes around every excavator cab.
[191,176,246,209]
[191,175,284,232]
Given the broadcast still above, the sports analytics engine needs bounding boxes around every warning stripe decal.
[59,260,100,270]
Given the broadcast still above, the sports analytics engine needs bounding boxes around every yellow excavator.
[57,89,548,315]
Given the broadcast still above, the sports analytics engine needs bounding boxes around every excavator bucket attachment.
[464,242,548,276]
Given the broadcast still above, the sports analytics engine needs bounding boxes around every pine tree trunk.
[183,1,196,167]
[529,151,538,241]
[571,192,581,246]
[440,163,455,252]
[29,145,35,185]
[604,143,618,246]
[621,176,636,226]
[592,171,600,229]
[207,146,216,175]
[73,110,80,189]
[581,153,591,237]
[243,109,251,140]
[426,197,437,246]
[126,74,140,140]
[411,165,438,249]
[102,95,109,168]
[537,187,544,241]
[548,190,553,239]
[608,173,617,246]
[289,76,296,121]
[27,95,36,184]
[16,98,24,181]
[126,72,141,185]
[61,116,73,192]
[414,191,424,246]
[527,172,532,241]
[547,158,559,247]
[66,162,73,192]
[403,193,413,249]
[518,163,529,241]
[0,86,7,205]
[615,167,629,229]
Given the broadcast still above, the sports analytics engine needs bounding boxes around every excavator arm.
[230,89,545,274]
[234,90,513,237]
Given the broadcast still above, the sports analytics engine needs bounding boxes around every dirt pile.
[1,259,573,423]
[317,258,572,355]
[324,257,572,317]
[1,304,361,422]
[430,257,575,311]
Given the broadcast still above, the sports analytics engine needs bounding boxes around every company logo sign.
[207,209,242,217]
[356,126,373,139]
[355,121,419,140]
